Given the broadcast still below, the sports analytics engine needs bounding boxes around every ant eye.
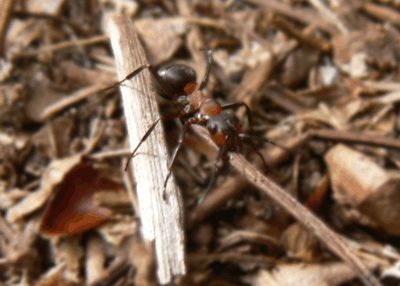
[157,64,197,95]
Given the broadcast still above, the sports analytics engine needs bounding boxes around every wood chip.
[325,144,400,235]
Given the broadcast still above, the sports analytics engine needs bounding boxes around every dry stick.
[361,2,400,28]
[188,253,275,266]
[309,129,400,150]
[307,0,349,34]
[90,149,131,160]
[362,80,400,92]
[187,134,306,227]
[269,14,332,53]
[40,84,112,120]
[107,16,185,284]
[12,11,91,35]
[0,0,14,56]
[188,128,400,226]
[89,258,129,286]
[13,35,109,59]
[244,0,336,35]
[192,125,381,286]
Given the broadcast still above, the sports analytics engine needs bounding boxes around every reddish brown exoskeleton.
[108,50,276,199]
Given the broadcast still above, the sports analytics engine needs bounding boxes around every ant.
[108,50,277,200]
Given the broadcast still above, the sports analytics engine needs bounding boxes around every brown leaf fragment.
[135,17,188,65]
[40,162,121,236]
[325,144,400,235]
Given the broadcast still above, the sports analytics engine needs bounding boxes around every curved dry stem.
[192,125,380,286]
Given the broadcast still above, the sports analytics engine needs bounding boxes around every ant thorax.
[187,90,205,111]
[186,90,222,116]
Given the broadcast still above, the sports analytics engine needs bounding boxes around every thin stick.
[308,129,400,150]
[13,35,109,59]
[244,0,336,35]
[0,0,14,56]
[269,14,332,53]
[187,135,306,227]
[307,0,349,34]
[361,2,400,28]
[40,84,112,120]
[107,16,185,284]
[192,125,380,286]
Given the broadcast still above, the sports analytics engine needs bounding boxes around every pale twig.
[106,15,185,284]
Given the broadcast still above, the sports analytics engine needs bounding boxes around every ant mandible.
[110,50,271,197]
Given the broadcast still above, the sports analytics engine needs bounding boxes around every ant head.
[157,64,197,97]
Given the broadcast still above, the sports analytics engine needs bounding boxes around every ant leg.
[163,121,192,189]
[198,143,228,204]
[100,64,150,93]
[125,118,161,171]
[240,134,269,171]
[199,49,213,90]
[222,102,254,132]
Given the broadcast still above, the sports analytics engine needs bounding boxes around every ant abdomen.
[157,64,197,98]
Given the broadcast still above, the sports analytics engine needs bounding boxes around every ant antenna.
[239,134,292,172]
[239,134,290,152]
[199,49,213,90]
[99,64,150,93]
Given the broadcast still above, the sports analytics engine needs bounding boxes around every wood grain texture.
[107,15,185,284]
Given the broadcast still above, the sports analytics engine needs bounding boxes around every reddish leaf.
[40,163,121,236]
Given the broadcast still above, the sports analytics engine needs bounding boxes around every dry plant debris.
[0,1,400,285]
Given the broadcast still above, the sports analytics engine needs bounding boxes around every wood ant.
[109,50,277,199]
